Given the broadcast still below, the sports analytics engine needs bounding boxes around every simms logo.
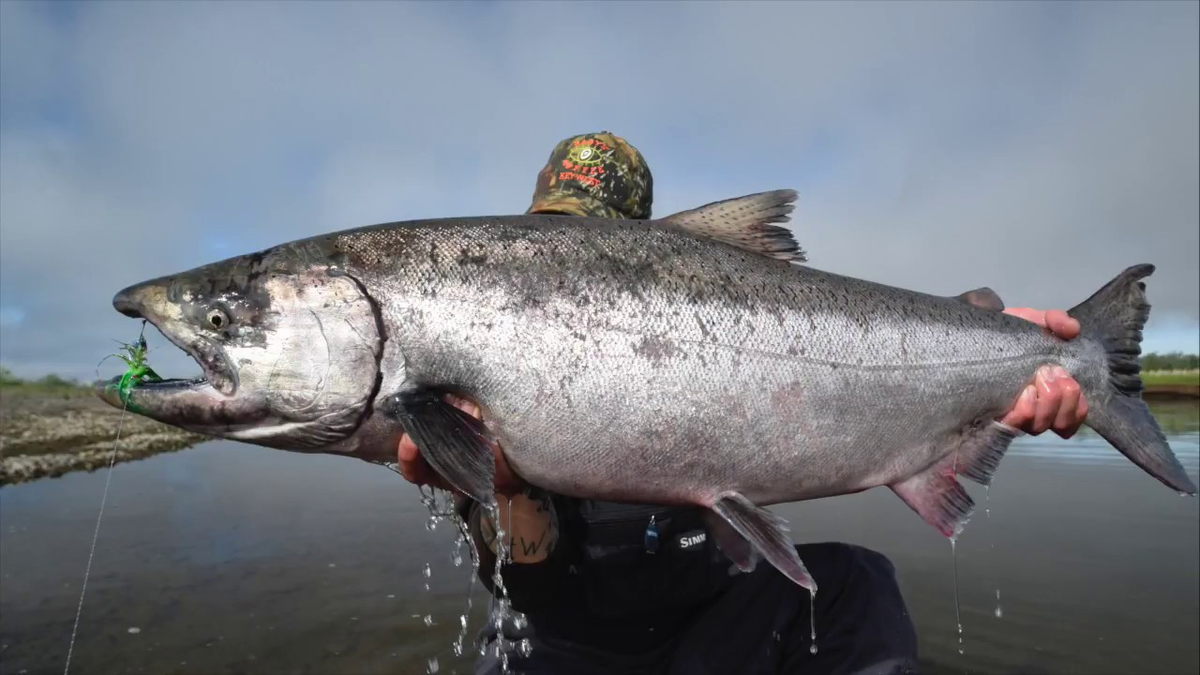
[677,531,707,550]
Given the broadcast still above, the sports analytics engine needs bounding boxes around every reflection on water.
[1,402,1197,675]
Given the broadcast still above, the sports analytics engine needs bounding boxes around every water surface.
[2,402,1197,675]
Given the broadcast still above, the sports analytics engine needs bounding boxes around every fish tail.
[1069,264,1197,495]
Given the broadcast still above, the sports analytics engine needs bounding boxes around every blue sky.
[1,0,1197,380]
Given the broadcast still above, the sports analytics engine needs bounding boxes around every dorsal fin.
[658,189,806,263]
[954,287,1006,311]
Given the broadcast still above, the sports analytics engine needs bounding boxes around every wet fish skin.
[98,190,1196,593]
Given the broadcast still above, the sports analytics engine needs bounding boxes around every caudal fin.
[1069,264,1197,495]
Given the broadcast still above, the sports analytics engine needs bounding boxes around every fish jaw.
[94,374,271,437]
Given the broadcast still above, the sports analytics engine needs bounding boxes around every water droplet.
[951,538,964,656]
[808,589,818,655]
[386,594,395,599]
[517,638,533,657]
[994,589,1003,618]
[451,549,463,567]
[127,627,141,635]
[512,613,528,630]
[426,656,439,673]
[423,563,432,578]
[424,583,430,592]
[327,563,336,568]
[423,615,434,627]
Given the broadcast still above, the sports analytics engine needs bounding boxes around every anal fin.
[708,492,817,592]
[956,420,1023,486]
[891,460,975,539]
[383,388,497,507]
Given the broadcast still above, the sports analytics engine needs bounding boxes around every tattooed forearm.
[479,492,559,563]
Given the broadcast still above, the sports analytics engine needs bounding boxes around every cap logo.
[557,137,616,188]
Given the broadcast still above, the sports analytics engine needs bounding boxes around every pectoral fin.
[383,388,497,507]
[702,509,759,573]
[708,492,817,592]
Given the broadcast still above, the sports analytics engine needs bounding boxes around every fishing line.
[63,322,145,675]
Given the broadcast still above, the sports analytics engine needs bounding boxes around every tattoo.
[478,493,558,562]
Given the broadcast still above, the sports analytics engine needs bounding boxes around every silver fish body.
[362,218,1083,503]
[99,190,1196,591]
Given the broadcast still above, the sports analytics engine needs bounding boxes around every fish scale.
[98,189,1196,594]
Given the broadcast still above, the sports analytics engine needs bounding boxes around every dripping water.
[485,498,516,674]
[376,471,521,669]
[808,590,818,655]
[451,510,480,658]
[986,484,1002,619]
[950,536,963,655]
[412,484,481,658]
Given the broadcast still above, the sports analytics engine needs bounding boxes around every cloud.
[1,0,1196,380]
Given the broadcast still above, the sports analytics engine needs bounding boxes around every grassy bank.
[1142,369,1200,387]
[1142,369,1200,400]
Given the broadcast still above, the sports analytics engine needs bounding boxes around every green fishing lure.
[99,325,162,407]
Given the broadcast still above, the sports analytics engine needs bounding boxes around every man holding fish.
[396,132,1091,674]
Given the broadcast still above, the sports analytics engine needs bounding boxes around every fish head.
[97,248,384,451]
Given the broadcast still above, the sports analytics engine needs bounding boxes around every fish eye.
[206,308,230,330]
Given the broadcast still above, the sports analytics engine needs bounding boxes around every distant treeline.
[0,366,85,389]
[1140,352,1200,371]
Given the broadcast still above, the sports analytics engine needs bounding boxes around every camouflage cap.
[526,131,653,220]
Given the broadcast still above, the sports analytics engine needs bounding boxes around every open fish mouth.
[93,349,232,414]
[96,373,212,401]
[92,328,265,432]
[110,286,239,397]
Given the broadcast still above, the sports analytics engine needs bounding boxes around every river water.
[2,401,1197,675]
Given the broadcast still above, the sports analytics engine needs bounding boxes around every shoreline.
[0,391,208,487]
[1141,384,1200,402]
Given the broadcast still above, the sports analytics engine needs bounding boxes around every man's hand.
[396,396,555,564]
[998,308,1089,438]
[396,394,526,497]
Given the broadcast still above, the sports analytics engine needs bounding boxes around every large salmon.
[97,189,1196,591]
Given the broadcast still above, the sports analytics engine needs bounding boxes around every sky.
[1,0,1197,381]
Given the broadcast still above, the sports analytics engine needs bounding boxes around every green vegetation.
[1140,351,1200,371]
[0,367,92,398]
[1142,369,1200,387]
[1139,353,1200,392]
